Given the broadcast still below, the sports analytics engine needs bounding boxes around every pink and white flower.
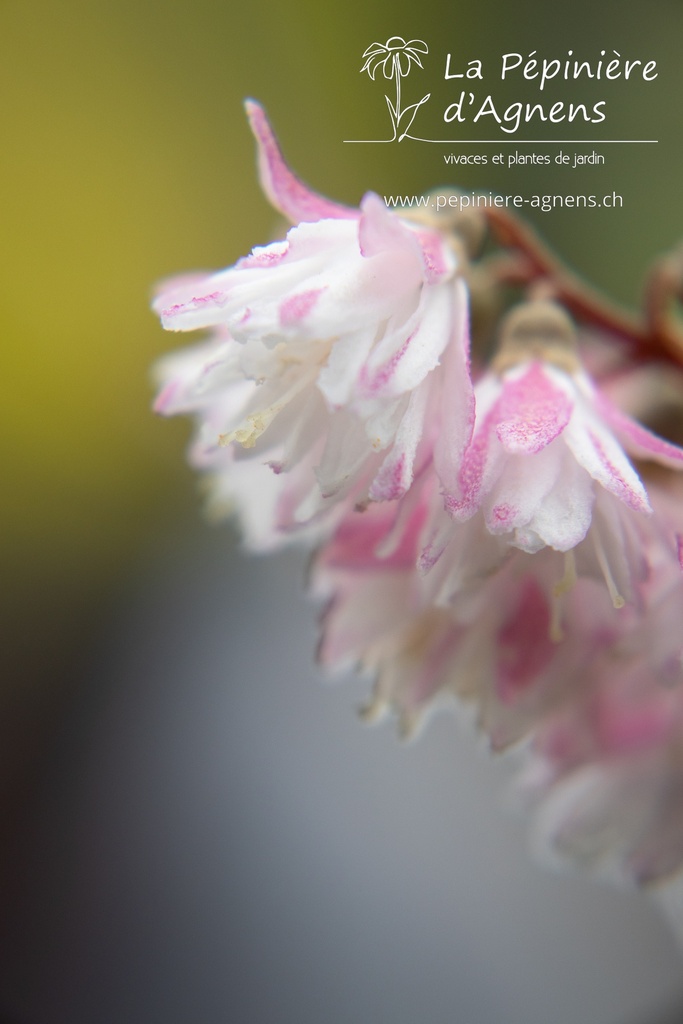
[316,466,683,885]
[314,472,610,743]
[520,484,683,885]
[153,102,472,544]
[438,301,683,605]
[153,99,683,916]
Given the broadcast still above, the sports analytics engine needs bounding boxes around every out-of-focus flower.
[520,483,683,885]
[315,469,683,886]
[360,37,428,80]
[314,477,608,741]
[313,477,464,738]
[154,102,472,545]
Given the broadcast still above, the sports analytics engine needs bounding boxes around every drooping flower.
[519,481,683,885]
[153,97,683,923]
[153,102,472,546]
[437,300,683,606]
[315,460,683,886]
[313,467,611,742]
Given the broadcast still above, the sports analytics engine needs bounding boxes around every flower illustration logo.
[360,37,430,142]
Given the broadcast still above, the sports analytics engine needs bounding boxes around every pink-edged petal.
[245,100,355,225]
[373,481,431,563]
[446,378,506,520]
[496,363,573,454]
[418,499,461,575]
[151,272,214,310]
[237,240,290,269]
[357,283,454,400]
[412,228,454,284]
[595,391,683,469]
[157,285,231,332]
[236,219,420,343]
[564,408,651,513]
[483,443,565,546]
[369,380,430,501]
[433,279,475,494]
[229,229,415,344]
[359,194,455,289]
[152,335,236,415]
[358,193,422,261]
[157,227,341,333]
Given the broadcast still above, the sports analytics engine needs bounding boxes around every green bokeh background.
[2,0,681,741]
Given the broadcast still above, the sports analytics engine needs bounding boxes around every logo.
[347,41,659,145]
[359,37,431,142]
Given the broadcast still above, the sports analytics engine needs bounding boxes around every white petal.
[358,283,454,399]
[433,279,475,495]
[369,379,430,501]
[564,397,651,513]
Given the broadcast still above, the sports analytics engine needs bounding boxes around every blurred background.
[2,0,683,1021]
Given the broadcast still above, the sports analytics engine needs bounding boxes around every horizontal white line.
[343,139,658,144]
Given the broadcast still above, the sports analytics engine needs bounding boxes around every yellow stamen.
[359,692,388,724]
[218,361,319,449]
[219,406,282,449]
[549,551,577,643]
[549,597,564,643]
[553,550,577,598]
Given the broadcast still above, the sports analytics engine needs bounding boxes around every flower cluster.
[154,102,683,890]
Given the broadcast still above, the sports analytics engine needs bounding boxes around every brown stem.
[482,206,683,369]
[643,250,683,363]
